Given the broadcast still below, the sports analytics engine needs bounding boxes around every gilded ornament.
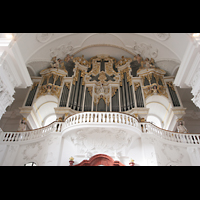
[166,82,175,91]
[134,82,140,91]
[112,87,118,97]
[31,82,39,91]
[116,56,132,66]
[73,55,89,66]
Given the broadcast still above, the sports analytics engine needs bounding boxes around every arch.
[73,44,135,59]
[74,154,125,166]
[147,114,163,128]
[27,65,36,76]
[43,113,57,126]
[146,95,172,128]
[33,95,58,127]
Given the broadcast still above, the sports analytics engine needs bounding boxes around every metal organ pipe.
[73,70,81,110]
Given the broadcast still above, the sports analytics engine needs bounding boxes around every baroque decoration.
[154,33,170,41]
[0,76,14,119]
[30,52,175,113]
[69,128,134,155]
[36,33,53,43]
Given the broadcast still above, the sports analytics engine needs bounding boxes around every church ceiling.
[16,33,191,77]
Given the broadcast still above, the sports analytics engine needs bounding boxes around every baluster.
[75,115,77,124]
[168,132,172,141]
[122,115,125,124]
[26,132,30,140]
[102,113,104,123]
[123,115,126,124]
[178,134,182,143]
[195,135,200,144]
[192,135,197,144]
[9,133,13,142]
[110,113,113,123]
[173,133,177,142]
[96,113,98,122]
[74,115,76,124]
[121,114,123,124]
[119,114,121,123]
[9,133,13,141]
[70,117,72,126]
[91,113,93,122]
[187,135,191,144]
[134,119,136,127]
[18,133,21,141]
[93,113,96,122]
[114,113,117,123]
[130,118,132,126]
[28,132,32,140]
[23,132,26,141]
[71,116,74,125]
[90,113,92,122]
[13,133,17,141]
[187,135,192,144]
[80,114,83,123]
[6,133,9,141]
[191,135,195,144]
[59,123,62,132]
[12,133,15,141]
[125,115,128,125]
[73,115,76,125]
[98,113,101,123]
[175,133,179,142]
[163,131,167,140]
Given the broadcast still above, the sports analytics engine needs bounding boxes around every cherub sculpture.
[50,57,60,68]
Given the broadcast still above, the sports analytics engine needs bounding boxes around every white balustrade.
[141,122,200,145]
[64,112,139,130]
[1,112,200,144]
[0,121,64,143]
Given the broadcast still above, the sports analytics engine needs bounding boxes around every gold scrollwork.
[119,67,132,86]
[112,87,118,97]
[31,82,39,91]
[87,87,93,97]
[65,82,71,89]
[166,82,175,91]
[73,55,89,66]
[116,56,132,66]
[134,82,140,91]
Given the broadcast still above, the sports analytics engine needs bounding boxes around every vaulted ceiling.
[15,33,192,77]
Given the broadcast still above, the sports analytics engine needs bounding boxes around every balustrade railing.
[0,121,63,142]
[0,112,200,144]
[65,112,138,128]
[140,122,200,145]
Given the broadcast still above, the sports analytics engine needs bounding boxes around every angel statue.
[18,118,27,131]
[64,54,73,63]
[133,54,143,64]
[177,120,188,133]
[50,57,59,68]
